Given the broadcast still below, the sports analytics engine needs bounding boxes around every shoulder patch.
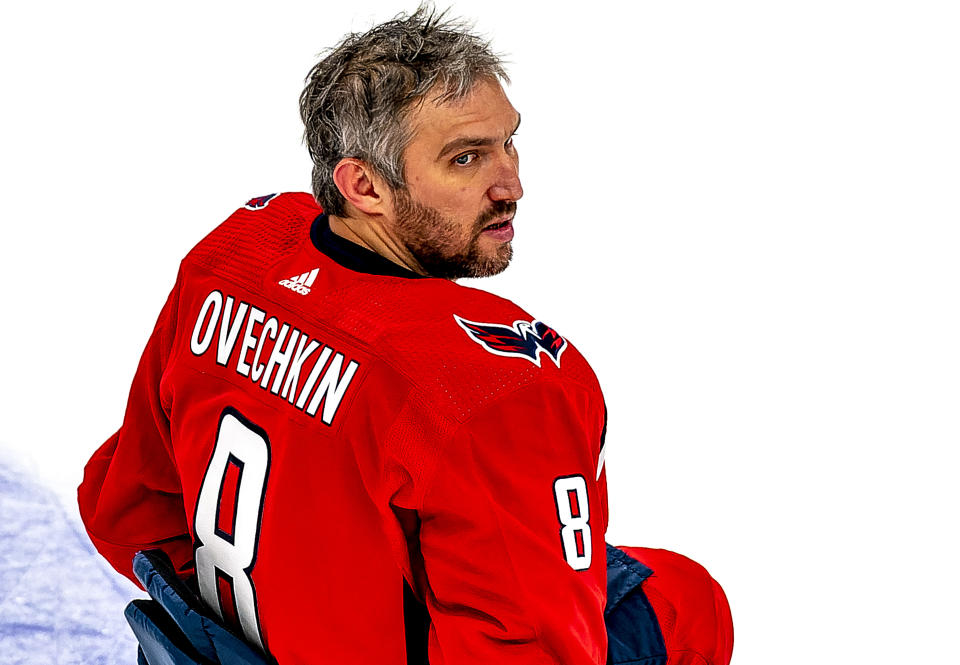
[244,193,279,210]
[454,315,568,368]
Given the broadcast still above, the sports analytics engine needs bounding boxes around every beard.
[392,188,515,280]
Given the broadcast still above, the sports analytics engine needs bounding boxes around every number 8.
[195,409,269,653]
[553,475,592,571]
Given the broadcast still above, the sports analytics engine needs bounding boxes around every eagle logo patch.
[455,315,568,368]
[244,193,278,210]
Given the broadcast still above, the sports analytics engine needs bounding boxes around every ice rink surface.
[0,455,138,665]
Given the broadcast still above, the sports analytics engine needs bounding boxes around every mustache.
[476,201,517,229]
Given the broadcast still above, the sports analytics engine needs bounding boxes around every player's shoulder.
[183,192,320,280]
[374,279,601,423]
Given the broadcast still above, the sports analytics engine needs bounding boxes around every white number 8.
[553,475,592,571]
[194,410,269,653]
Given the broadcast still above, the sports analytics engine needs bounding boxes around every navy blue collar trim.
[310,213,424,279]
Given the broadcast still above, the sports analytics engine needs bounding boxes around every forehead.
[405,78,519,153]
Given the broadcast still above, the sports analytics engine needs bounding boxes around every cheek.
[435,188,481,220]
[408,169,490,224]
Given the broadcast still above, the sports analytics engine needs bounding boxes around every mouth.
[480,215,515,241]
[482,217,513,231]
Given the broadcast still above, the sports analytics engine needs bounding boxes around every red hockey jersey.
[79,192,610,664]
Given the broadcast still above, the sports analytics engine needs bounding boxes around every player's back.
[80,192,610,665]
[159,192,416,662]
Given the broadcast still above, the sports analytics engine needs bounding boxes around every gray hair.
[299,5,508,217]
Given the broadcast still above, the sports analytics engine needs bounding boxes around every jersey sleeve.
[415,378,609,665]
[77,271,194,586]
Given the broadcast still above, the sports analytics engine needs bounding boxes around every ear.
[332,158,386,216]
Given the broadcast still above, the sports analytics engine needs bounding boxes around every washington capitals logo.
[244,193,278,210]
[455,315,568,368]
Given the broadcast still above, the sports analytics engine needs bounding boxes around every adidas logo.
[279,268,319,295]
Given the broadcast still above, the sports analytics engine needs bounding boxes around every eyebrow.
[437,113,522,160]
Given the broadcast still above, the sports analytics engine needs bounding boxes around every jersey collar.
[310,214,424,279]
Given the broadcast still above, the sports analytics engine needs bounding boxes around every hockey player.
[78,7,732,665]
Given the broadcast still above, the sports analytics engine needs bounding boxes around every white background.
[2,1,958,663]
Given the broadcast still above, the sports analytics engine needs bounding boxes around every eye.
[453,152,477,166]
[505,135,516,149]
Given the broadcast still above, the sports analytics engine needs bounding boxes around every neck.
[327,214,429,277]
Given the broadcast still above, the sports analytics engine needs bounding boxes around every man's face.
[390,77,523,279]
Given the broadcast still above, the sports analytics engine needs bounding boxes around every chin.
[468,245,512,278]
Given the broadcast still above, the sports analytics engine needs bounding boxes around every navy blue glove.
[124,550,270,665]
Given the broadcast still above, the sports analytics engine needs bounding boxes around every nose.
[488,152,523,202]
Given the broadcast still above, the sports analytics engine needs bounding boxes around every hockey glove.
[124,549,270,665]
